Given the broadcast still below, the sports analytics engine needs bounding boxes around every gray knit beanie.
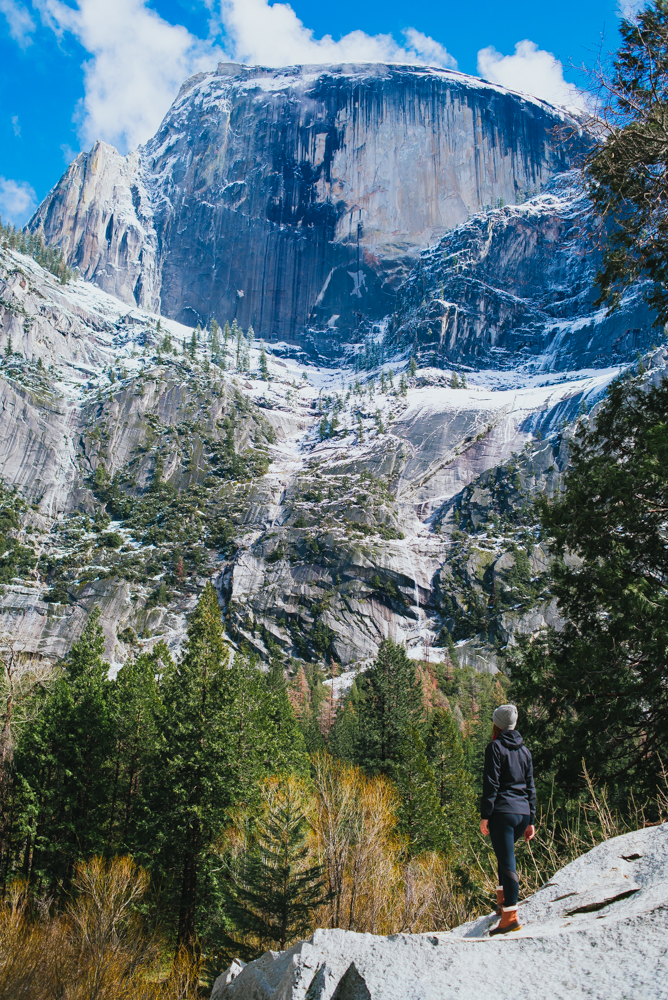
[493,704,518,731]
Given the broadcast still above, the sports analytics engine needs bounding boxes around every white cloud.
[35,0,225,153]
[617,1,644,18]
[31,0,455,155]
[219,0,456,68]
[0,0,35,46]
[0,177,37,226]
[11,114,21,137]
[402,28,456,69]
[477,39,585,112]
[60,143,77,164]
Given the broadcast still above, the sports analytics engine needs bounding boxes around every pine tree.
[450,372,459,389]
[107,646,165,853]
[425,709,476,847]
[288,663,327,754]
[409,356,417,377]
[223,778,330,957]
[352,640,424,774]
[588,1,668,321]
[393,727,451,855]
[223,320,231,347]
[189,330,197,359]
[140,583,239,949]
[263,660,309,773]
[14,609,116,891]
[259,343,270,381]
[137,588,304,950]
[235,322,243,369]
[211,320,220,360]
[512,373,668,792]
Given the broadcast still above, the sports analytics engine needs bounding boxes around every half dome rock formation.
[212,823,668,1000]
[30,63,581,355]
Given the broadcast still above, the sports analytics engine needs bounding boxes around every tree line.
[0,218,74,284]
[0,586,483,979]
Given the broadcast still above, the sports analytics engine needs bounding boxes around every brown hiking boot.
[495,885,504,916]
[490,906,522,936]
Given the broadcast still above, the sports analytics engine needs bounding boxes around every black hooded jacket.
[480,729,536,823]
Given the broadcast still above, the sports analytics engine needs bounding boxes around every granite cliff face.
[4,235,662,674]
[391,173,656,370]
[31,63,580,356]
[2,62,660,675]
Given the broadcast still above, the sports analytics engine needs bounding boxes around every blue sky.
[0,0,639,226]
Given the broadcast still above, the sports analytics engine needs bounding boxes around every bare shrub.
[309,753,468,936]
[0,881,63,1000]
[0,858,203,1000]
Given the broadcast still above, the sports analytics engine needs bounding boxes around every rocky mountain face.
[391,173,656,370]
[1,63,662,677]
[3,236,662,674]
[31,63,580,356]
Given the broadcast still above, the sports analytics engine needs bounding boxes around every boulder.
[212,823,668,1000]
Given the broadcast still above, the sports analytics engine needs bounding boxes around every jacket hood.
[497,729,524,750]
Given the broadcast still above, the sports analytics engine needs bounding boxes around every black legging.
[489,812,530,907]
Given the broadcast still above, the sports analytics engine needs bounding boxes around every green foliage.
[393,726,451,855]
[370,573,406,609]
[511,374,668,794]
[588,1,668,320]
[221,779,330,957]
[137,585,310,947]
[348,639,424,774]
[89,456,244,584]
[13,610,116,890]
[2,586,309,958]
[100,531,123,549]
[209,320,220,365]
[0,219,74,283]
[0,480,36,583]
[425,709,477,847]
[139,583,238,947]
[289,662,327,753]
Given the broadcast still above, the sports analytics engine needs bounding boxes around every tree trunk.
[177,817,201,952]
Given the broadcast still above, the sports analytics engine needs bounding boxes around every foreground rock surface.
[212,824,668,1000]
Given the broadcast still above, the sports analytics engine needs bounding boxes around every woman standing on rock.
[480,703,536,936]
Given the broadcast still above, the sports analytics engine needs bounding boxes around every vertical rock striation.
[31,63,581,356]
